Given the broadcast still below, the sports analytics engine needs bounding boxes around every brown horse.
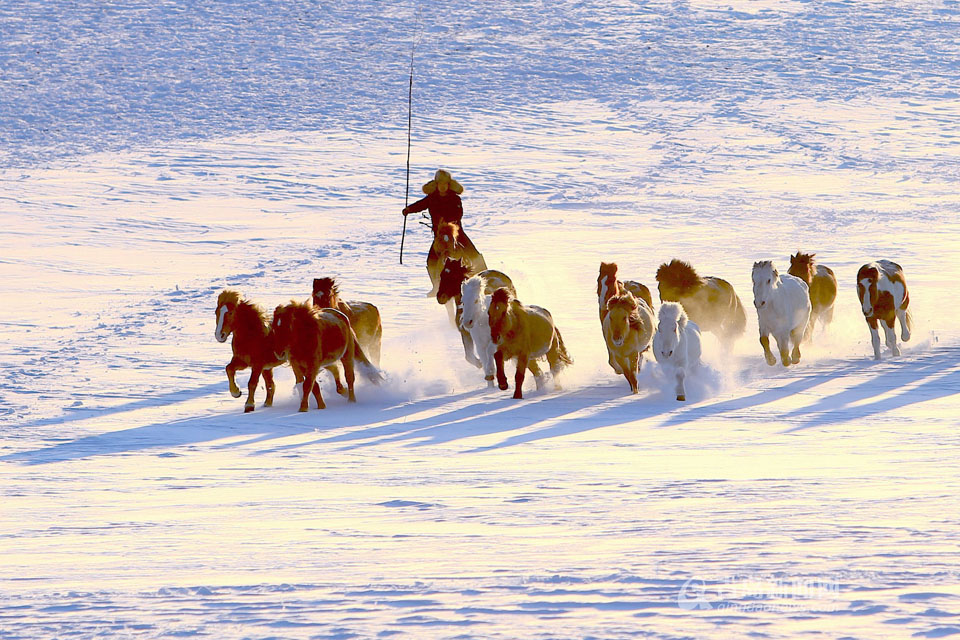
[856,260,912,360]
[787,252,837,338]
[437,257,515,380]
[426,221,487,297]
[271,300,383,411]
[214,290,289,413]
[655,259,746,346]
[312,277,382,365]
[597,262,653,318]
[488,288,572,399]
[602,290,655,393]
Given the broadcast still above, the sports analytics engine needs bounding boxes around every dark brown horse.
[655,259,746,347]
[214,290,288,413]
[312,277,382,365]
[271,301,383,411]
[488,288,572,399]
[787,252,837,338]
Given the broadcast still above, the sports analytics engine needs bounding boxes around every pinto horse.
[602,291,654,394]
[214,290,288,413]
[857,260,912,360]
[752,261,811,367]
[312,277,383,366]
[271,300,383,411]
[598,262,654,372]
[436,257,515,383]
[788,252,837,337]
[655,259,746,347]
[488,288,572,399]
[426,221,487,297]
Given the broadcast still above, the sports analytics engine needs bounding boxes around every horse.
[752,260,811,367]
[857,260,912,360]
[436,257,515,383]
[426,221,487,297]
[312,277,383,366]
[488,288,572,399]
[271,300,383,411]
[602,290,655,394]
[598,262,654,372]
[653,302,702,402]
[787,252,837,337]
[655,259,746,346]
[214,290,288,413]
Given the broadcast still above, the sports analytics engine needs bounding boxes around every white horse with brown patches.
[857,260,912,359]
[752,260,811,367]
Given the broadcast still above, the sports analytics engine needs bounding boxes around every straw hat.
[422,169,463,195]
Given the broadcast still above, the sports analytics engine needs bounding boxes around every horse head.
[215,290,242,343]
[656,302,686,359]
[656,259,701,302]
[605,291,638,348]
[270,303,297,360]
[488,287,515,344]
[437,257,470,305]
[752,260,778,309]
[788,252,816,285]
[312,277,339,308]
[432,221,461,255]
[857,264,880,317]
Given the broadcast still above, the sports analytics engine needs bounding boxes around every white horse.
[752,260,811,367]
[653,302,702,402]
[461,272,514,386]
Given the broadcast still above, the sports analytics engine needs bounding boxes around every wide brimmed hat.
[422,168,463,195]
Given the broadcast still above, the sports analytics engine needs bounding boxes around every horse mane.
[788,252,816,283]
[607,291,643,330]
[438,220,460,239]
[443,257,470,280]
[656,259,704,292]
[491,287,514,306]
[658,301,688,331]
[857,263,880,282]
[312,277,340,308]
[753,260,778,279]
[221,290,270,335]
[597,262,619,295]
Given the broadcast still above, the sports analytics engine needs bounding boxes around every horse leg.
[607,344,622,374]
[326,364,348,397]
[896,307,911,342]
[302,370,322,411]
[459,327,482,368]
[545,346,564,391]
[775,334,791,367]
[475,329,496,386]
[527,359,544,391]
[790,326,804,364]
[759,334,776,366]
[342,356,357,403]
[244,366,262,413]
[426,245,440,296]
[262,368,276,407]
[626,352,640,394]
[867,318,882,360]
[513,353,528,400]
[494,350,509,391]
[226,356,245,398]
[883,318,900,357]
[675,367,686,402]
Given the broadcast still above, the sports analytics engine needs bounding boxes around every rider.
[402,168,464,233]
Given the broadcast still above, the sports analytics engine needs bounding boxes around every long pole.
[400,11,423,265]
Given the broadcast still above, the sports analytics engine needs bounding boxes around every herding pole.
[399,11,423,265]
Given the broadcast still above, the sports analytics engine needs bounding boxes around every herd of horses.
[213,218,914,411]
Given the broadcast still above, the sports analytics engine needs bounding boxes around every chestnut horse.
[857,260,912,360]
[271,301,383,411]
[312,277,383,365]
[602,290,654,394]
[787,252,837,337]
[655,259,746,346]
[436,257,515,382]
[215,290,289,413]
[598,262,654,372]
[426,221,487,297]
[488,288,572,399]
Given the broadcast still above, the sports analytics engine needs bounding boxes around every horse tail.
[729,289,747,338]
[554,328,574,367]
[351,328,385,385]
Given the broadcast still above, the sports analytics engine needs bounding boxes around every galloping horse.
[271,301,383,411]
[653,302,702,402]
[426,221,487,297]
[436,257,515,382]
[857,260,912,360]
[655,259,746,347]
[752,261,811,367]
[312,277,383,365]
[787,252,837,337]
[602,290,655,394]
[488,288,572,399]
[598,262,654,372]
[214,290,287,413]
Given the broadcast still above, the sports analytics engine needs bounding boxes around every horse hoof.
[231,389,242,398]
[348,394,357,403]
[484,375,495,381]
[298,407,308,413]
[677,395,686,402]
[513,391,523,400]
[337,388,349,397]
[764,355,776,366]
[792,355,801,364]
[264,400,273,407]
[498,381,509,391]
[244,405,255,413]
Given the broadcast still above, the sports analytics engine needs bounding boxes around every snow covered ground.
[2,1,959,638]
